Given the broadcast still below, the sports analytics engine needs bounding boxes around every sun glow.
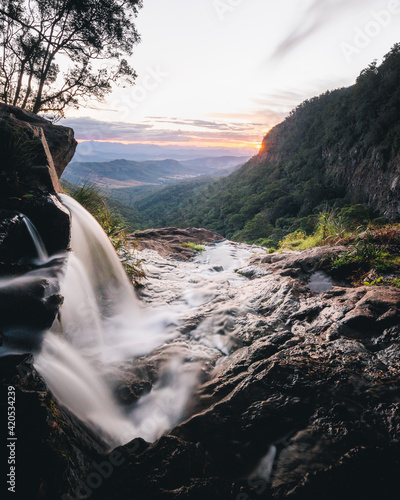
[77,138,262,152]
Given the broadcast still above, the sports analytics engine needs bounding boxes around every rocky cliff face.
[255,46,400,220]
[0,102,77,194]
[326,146,400,219]
[148,46,400,240]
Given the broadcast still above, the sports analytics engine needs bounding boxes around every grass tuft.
[181,241,205,252]
[64,183,145,286]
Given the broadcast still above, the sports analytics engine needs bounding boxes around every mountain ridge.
[62,156,250,189]
[129,44,400,240]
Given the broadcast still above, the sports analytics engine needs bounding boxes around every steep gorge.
[133,44,400,241]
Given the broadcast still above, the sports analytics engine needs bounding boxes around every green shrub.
[181,241,205,252]
[279,230,323,251]
[338,204,371,228]
[330,228,400,284]
[252,238,279,250]
[316,208,348,242]
[65,183,145,285]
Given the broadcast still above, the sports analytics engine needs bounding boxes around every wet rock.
[74,239,400,499]
[0,356,108,500]
[0,210,38,267]
[260,246,345,279]
[1,194,70,258]
[0,198,69,342]
[287,445,400,500]
[342,287,400,334]
[2,231,400,500]
[0,267,65,332]
[0,102,77,180]
[130,227,224,260]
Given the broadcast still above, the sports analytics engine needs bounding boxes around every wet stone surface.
[3,235,400,500]
[93,241,400,500]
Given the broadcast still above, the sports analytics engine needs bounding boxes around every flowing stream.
[21,215,49,263]
[8,196,257,448]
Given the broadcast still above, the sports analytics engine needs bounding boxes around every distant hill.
[129,44,400,241]
[180,156,251,172]
[61,156,250,188]
[70,140,255,163]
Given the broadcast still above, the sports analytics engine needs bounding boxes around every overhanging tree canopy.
[0,0,142,117]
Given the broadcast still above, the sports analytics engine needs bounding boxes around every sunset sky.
[63,0,400,154]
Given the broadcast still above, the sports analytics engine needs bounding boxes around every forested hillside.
[62,156,249,189]
[134,44,400,242]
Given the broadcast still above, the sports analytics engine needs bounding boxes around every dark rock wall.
[0,103,77,178]
[0,106,76,499]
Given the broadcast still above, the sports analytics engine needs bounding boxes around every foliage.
[0,0,142,116]
[252,238,279,250]
[317,208,348,243]
[62,179,142,230]
[363,276,383,286]
[65,183,145,285]
[126,44,400,243]
[363,276,400,288]
[277,205,373,251]
[181,241,205,252]
[391,278,400,288]
[279,230,322,251]
[131,178,215,229]
[329,227,400,285]
[275,210,400,288]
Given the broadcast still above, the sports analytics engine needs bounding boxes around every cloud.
[212,90,307,129]
[61,116,264,146]
[62,117,152,141]
[145,117,259,132]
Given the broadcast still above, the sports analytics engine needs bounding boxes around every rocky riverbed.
[2,226,400,500]
[98,232,400,500]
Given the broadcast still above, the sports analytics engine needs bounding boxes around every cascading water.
[34,194,198,448]
[3,196,255,449]
[21,215,49,263]
[57,194,177,362]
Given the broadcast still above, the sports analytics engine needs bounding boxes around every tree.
[0,0,142,117]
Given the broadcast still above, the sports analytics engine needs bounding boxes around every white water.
[32,195,200,447]
[58,194,176,362]
[22,216,48,263]
[34,334,135,445]
[29,195,257,449]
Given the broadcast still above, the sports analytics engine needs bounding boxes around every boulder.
[130,227,224,260]
[0,102,77,194]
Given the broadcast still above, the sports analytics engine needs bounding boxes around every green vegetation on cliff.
[64,183,145,285]
[130,44,400,243]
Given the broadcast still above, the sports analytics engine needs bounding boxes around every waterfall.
[57,194,177,362]
[21,215,48,263]
[32,195,192,448]
[2,200,255,450]
[34,334,136,447]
